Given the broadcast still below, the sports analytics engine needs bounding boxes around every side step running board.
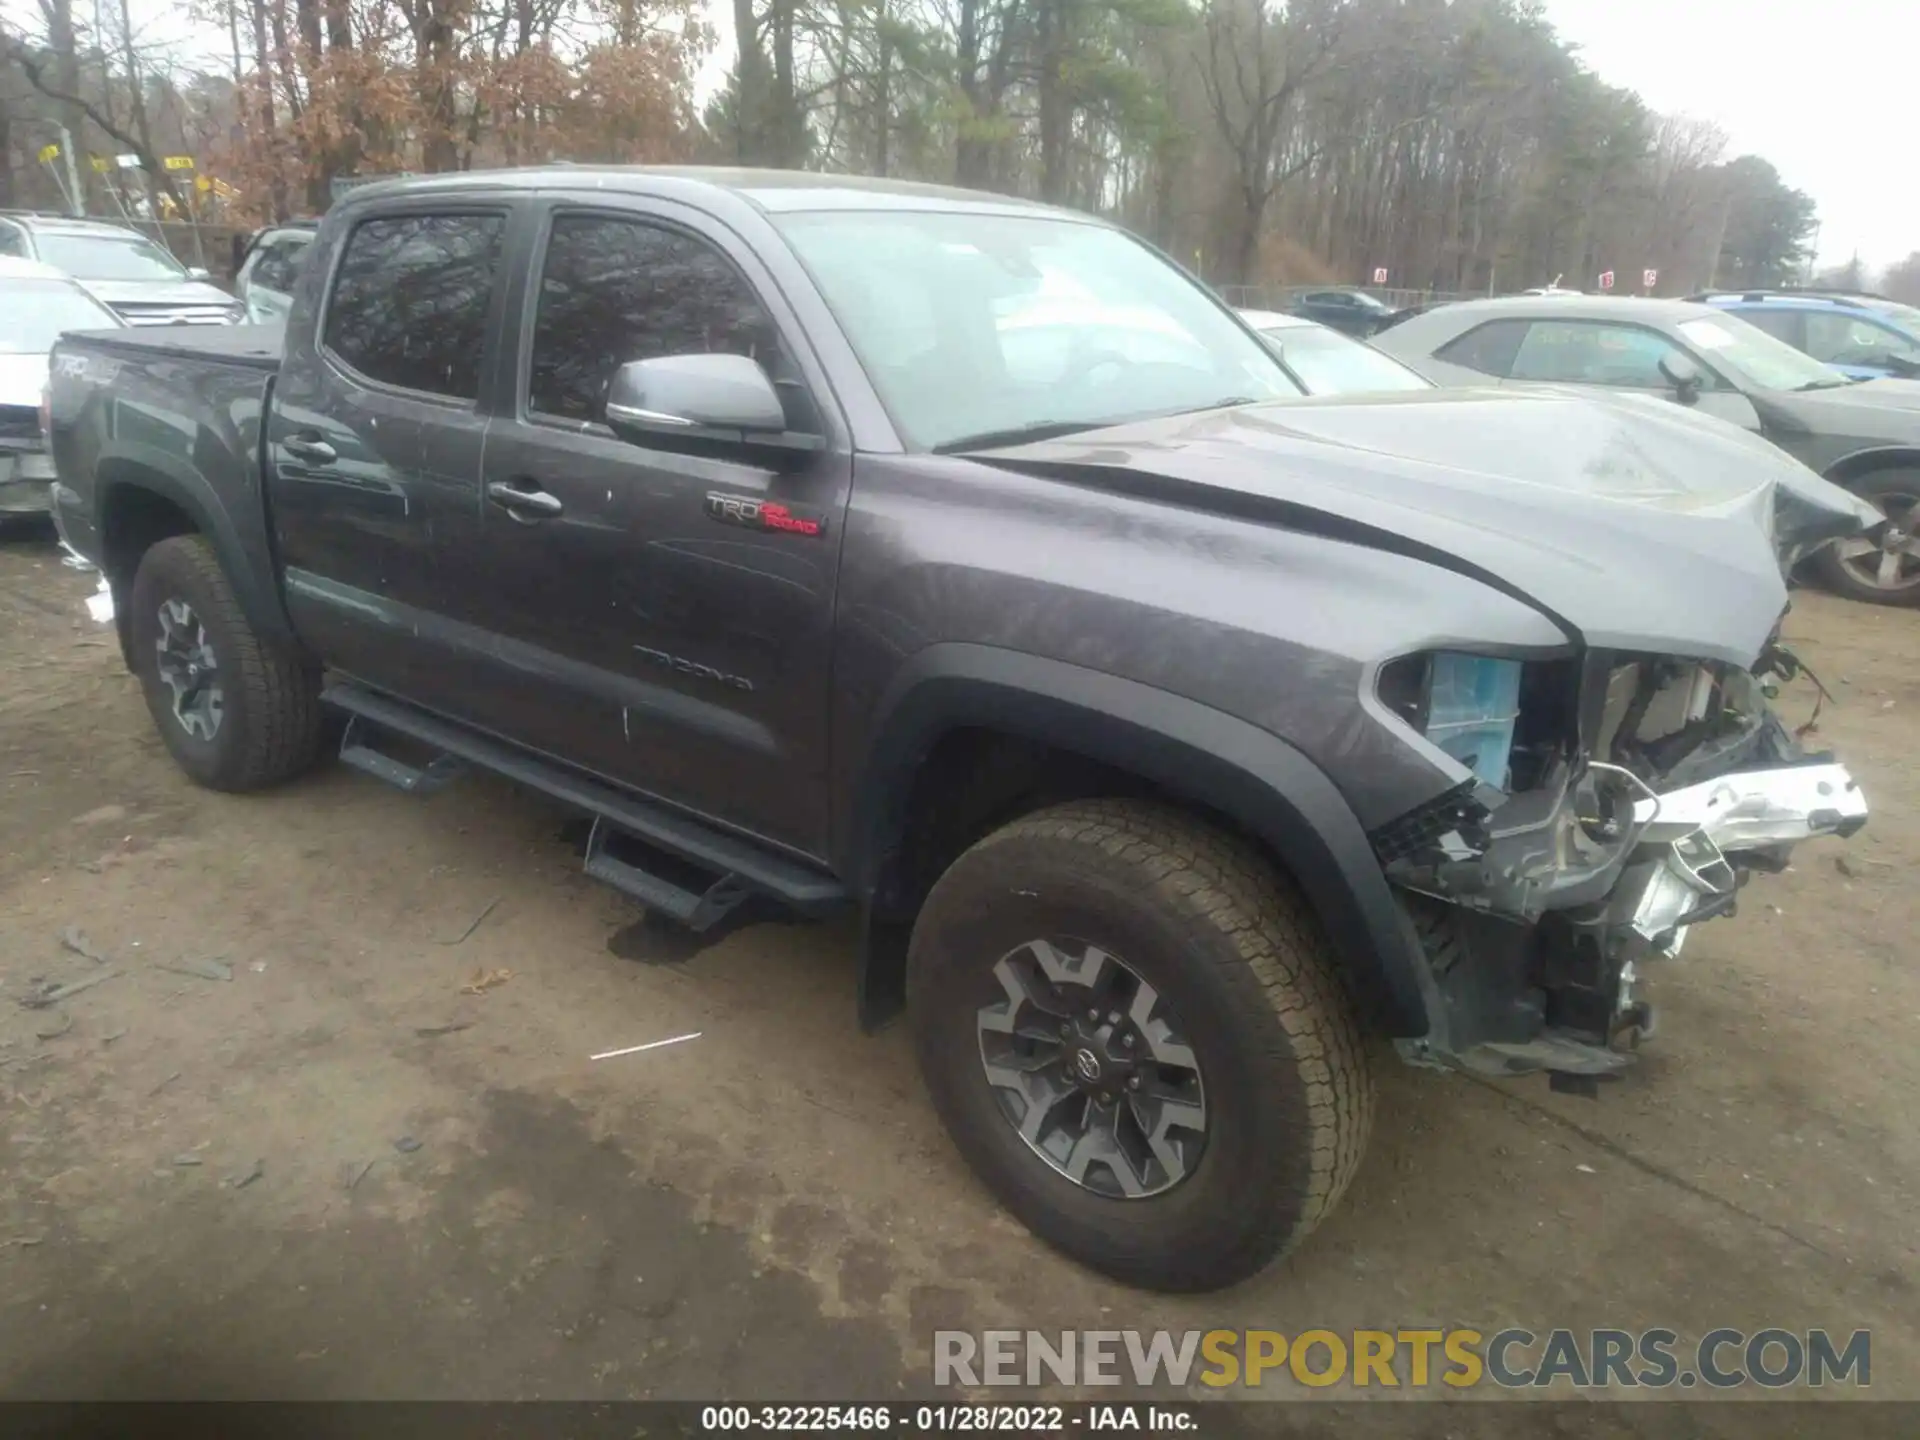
[338,714,466,794]
[584,817,753,932]
[323,682,847,919]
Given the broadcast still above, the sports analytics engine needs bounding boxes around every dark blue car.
[1693,291,1920,381]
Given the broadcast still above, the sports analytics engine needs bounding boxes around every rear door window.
[1733,307,1805,350]
[1434,319,1528,377]
[250,234,311,295]
[323,213,505,401]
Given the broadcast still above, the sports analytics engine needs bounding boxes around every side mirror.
[185,266,212,282]
[604,354,820,462]
[1659,351,1703,404]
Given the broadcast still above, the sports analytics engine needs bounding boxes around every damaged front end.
[1375,635,1867,1094]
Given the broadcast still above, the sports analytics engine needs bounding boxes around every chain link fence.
[1214,283,1482,312]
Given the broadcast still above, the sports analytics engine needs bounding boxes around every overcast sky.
[70,0,1918,271]
[1541,0,1914,271]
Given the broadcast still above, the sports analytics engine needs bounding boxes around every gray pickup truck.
[46,167,1873,1292]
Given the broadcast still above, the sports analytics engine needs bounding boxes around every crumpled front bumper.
[1621,762,1867,956]
[1396,758,1868,1081]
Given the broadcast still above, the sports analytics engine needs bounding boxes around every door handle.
[486,480,564,520]
[282,434,336,465]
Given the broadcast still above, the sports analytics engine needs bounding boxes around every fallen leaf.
[460,968,513,996]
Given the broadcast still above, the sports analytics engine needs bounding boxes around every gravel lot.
[1,520,1914,1428]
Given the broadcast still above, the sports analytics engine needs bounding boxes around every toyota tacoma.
[45,167,1875,1292]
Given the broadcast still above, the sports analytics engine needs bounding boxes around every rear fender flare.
[95,447,296,651]
[845,643,1434,1037]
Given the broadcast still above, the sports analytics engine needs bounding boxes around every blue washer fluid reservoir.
[1424,653,1523,790]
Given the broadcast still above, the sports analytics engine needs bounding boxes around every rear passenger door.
[268,205,515,699]
[432,200,852,857]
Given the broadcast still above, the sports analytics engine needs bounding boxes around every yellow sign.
[89,156,110,173]
[163,155,195,171]
[195,176,211,193]
[37,142,60,164]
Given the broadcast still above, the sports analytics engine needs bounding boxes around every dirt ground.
[1,519,1915,1426]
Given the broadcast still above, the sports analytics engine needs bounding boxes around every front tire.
[907,799,1373,1291]
[128,535,324,791]
[1813,468,1920,606]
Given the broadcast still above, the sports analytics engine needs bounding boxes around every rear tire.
[128,535,324,791]
[907,798,1373,1291]
[1812,468,1920,606]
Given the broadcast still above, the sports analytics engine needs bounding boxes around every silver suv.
[0,213,240,325]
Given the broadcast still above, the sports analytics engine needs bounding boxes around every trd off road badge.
[704,492,828,538]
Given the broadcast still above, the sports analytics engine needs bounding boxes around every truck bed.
[61,322,283,373]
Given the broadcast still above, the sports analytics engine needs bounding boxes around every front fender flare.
[845,643,1433,1038]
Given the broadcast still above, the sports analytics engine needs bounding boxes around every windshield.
[1860,298,1920,335]
[1675,313,1849,391]
[1260,324,1429,395]
[773,211,1301,450]
[33,231,189,282]
[0,277,119,352]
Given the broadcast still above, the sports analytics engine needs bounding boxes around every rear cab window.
[321,212,506,401]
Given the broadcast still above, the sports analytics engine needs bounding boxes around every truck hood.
[83,279,236,312]
[983,388,1877,667]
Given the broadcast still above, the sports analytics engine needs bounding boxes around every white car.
[234,222,316,324]
[1237,309,1432,395]
[0,256,124,519]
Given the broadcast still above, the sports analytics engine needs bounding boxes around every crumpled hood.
[984,388,1876,667]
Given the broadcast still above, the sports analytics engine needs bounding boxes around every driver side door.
[431,201,853,856]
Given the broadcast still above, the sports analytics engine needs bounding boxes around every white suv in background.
[0,213,240,326]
